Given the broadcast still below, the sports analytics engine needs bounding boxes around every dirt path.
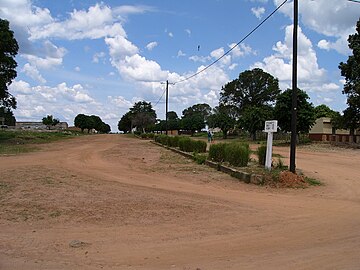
[1,135,360,270]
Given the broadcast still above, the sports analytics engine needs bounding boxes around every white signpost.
[264,120,278,170]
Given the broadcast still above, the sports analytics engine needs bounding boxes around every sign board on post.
[264,120,278,171]
[265,120,277,133]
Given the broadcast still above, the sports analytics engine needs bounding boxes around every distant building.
[309,117,360,143]
[16,121,68,130]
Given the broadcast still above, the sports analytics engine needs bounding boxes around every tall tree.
[74,114,90,132]
[129,101,156,133]
[42,115,60,130]
[207,105,236,139]
[0,19,19,109]
[339,18,360,131]
[220,68,280,139]
[274,88,316,134]
[167,111,180,130]
[220,68,280,117]
[118,112,132,133]
[181,103,212,135]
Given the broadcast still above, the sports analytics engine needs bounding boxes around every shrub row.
[140,133,155,139]
[154,134,207,153]
[208,142,250,167]
[178,137,207,153]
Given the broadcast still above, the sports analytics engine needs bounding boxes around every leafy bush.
[178,137,207,153]
[155,134,168,145]
[140,133,155,139]
[193,152,207,164]
[192,140,207,153]
[178,137,192,152]
[224,143,250,167]
[168,136,180,147]
[208,143,227,162]
[257,145,267,165]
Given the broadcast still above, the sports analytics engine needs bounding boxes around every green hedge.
[225,143,250,167]
[154,134,207,153]
[168,136,180,147]
[140,133,155,139]
[209,142,250,167]
[155,134,168,145]
[177,136,206,153]
[208,143,227,162]
[178,137,192,152]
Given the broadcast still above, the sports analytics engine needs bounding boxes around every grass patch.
[0,130,83,155]
[305,177,323,186]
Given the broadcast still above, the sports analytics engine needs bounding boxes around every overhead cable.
[173,0,289,84]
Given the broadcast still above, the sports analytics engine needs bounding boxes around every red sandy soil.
[0,135,360,270]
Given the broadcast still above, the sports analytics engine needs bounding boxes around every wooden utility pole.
[290,0,298,173]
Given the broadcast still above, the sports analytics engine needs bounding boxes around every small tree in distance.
[42,115,60,130]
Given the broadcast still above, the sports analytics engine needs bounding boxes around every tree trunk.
[350,128,356,143]
[252,132,256,141]
[223,130,227,139]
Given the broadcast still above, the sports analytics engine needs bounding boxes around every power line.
[172,0,288,85]
[153,87,166,107]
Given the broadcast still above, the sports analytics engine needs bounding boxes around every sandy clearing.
[0,134,360,270]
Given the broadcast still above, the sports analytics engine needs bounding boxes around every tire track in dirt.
[1,134,360,269]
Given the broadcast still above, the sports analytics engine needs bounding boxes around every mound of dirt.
[278,171,307,188]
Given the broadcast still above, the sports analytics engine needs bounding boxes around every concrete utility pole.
[290,0,298,173]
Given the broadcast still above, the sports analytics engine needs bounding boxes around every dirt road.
[1,135,360,269]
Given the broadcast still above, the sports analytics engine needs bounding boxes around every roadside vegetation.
[141,133,322,188]
[0,130,83,155]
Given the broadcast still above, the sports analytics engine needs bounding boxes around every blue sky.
[1,0,359,131]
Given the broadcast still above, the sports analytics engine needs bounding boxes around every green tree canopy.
[314,104,338,119]
[74,114,109,133]
[181,103,212,135]
[42,115,60,130]
[0,107,16,126]
[274,88,316,134]
[339,18,360,131]
[238,105,274,140]
[118,112,132,133]
[90,115,103,132]
[166,111,180,130]
[74,114,88,132]
[220,68,280,117]
[0,19,19,109]
[167,111,179,121]
[128,101,157,133]
[99,123,111,134]
[343,105,360,138]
